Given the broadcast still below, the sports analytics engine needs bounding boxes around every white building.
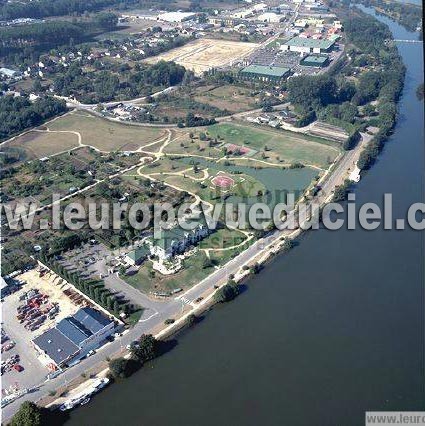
[257,12,284,23]
[150,223,210,261]
[157,12,197,22]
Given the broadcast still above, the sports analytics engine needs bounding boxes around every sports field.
[144,38,259,75]
[206,123,341,168]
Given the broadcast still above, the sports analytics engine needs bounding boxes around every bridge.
[393,39,423,43]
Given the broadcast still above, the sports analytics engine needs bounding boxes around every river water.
[67,9,424,426]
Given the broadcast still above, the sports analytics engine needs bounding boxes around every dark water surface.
[67,10,424,426]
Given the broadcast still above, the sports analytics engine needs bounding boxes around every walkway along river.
[66,9,424,426]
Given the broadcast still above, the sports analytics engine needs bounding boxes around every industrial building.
[157,12,197,22]
[32,307,115,368]
[257,12,285,23]
[280,36,336,54]
[300,54,329,67]
[240,65,290,83]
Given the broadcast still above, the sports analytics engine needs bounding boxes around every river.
[66,9,424,426]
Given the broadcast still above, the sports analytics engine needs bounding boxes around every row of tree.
[39,251,132,317]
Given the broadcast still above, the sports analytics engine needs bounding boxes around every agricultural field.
[144,38,259,75]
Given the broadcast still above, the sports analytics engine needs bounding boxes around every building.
[0,67,21,78]
[257,12,284,23]
[240,65,290,83]
[300,54,329,67]
[280,36,335,54]
[209,16,243,26]
[32,307,114,368]
[150,222,210,261]
[124,245,150,266]
[157,12,197,23]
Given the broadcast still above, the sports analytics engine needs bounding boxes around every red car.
[13,364,24,372]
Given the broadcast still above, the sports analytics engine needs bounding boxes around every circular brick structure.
[211,174,235,189]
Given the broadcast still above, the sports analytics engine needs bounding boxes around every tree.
[333,179,352,202]
[214,283,240,303]
[95,12,118,30]
[10,401,43,426]
[109,357,131,378]
[186,314,197,326]
[131,334,159,363]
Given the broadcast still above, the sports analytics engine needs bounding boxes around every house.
[32,307,114,368]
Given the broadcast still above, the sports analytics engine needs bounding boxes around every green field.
[124,251,213,294]
[205,123,340,169]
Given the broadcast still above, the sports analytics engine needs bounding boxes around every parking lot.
[1,269,82,394]
[58,242,165,315]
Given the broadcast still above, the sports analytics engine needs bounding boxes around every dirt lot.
[144,38,259,75]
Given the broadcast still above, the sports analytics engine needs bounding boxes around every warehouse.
[300,54,329,67]
[157,12,197,22]
[32,307,115,368]
[239,65,290,83]
[280,36,335,54]
[257,12,284,23]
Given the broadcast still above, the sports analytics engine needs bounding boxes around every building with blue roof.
[32,307,115,367]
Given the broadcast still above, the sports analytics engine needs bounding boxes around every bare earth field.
[144,38,259,75]
[2,130,79,160]
[192,84,258,113]
[44,111,167,152]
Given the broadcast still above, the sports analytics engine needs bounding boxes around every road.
[2,131,370,421]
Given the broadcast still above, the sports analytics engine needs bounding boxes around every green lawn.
[205,123,340,168]
[123,251,214,294]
